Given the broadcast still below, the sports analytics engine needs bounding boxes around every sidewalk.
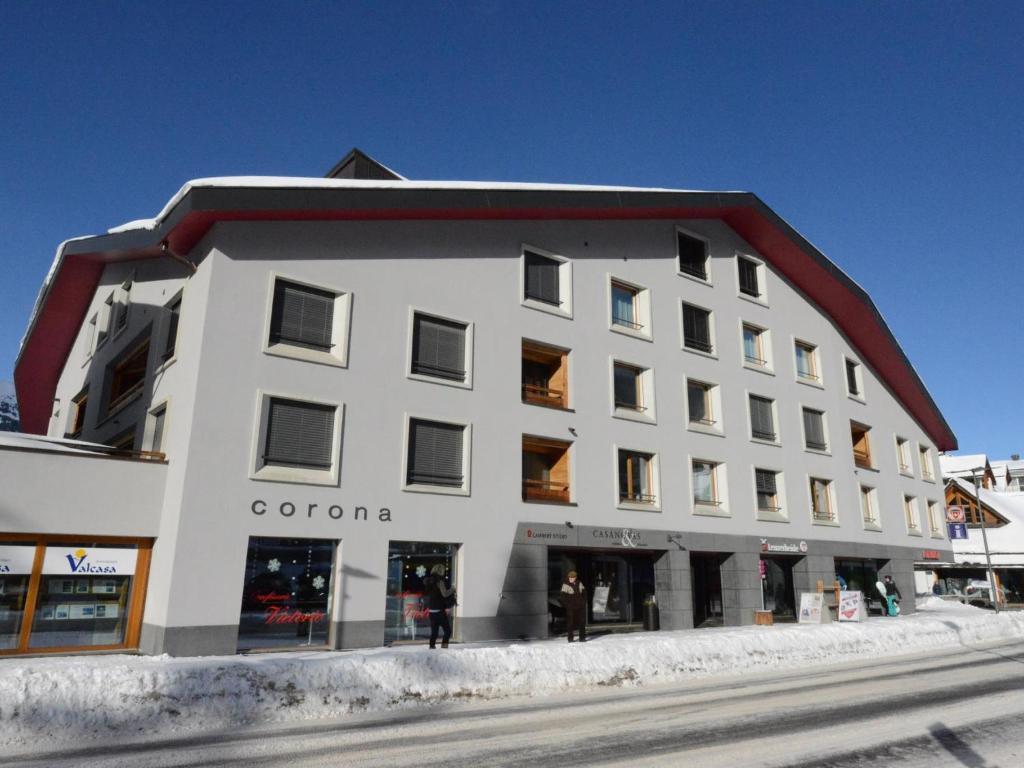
[1,598,1022,749]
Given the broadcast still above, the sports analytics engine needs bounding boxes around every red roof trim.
[16,203,956,451]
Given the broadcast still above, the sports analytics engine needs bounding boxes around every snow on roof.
[947,476,1024,557]
[940,454,990,476]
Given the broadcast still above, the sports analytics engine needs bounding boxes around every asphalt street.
[4,638,1024,767]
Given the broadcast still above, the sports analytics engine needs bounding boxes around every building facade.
[5,151,956,656]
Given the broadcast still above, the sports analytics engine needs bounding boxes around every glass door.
[590,555,630,623]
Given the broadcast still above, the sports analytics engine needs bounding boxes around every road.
[4,638,1024,767]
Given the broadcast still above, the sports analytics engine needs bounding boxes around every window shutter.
[755,469,777,495]
[411,315,466,381]
[803,409,826,448]
[677,232,707,279]
[524,251,560,305]
[270,281,335,351]
[408,420,464,487]
[738,258,759,296]
[750,396,774,439]
[683,305,711,351]
[264,399,335,469]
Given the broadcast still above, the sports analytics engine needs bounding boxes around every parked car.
[964,580,1007,610]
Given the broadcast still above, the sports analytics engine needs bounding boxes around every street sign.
[946,505,966,524]
[948,522,969,540]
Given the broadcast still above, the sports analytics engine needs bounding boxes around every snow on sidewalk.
[1,598,1022,748]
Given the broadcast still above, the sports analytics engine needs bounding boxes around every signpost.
[947,523,968,540]
[946,505,966,524]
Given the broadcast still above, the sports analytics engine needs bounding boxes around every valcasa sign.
[251,499,393,523]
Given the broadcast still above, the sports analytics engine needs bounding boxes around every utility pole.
[972,467,1000,613]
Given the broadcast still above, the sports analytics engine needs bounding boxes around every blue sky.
[1,2,1021,456]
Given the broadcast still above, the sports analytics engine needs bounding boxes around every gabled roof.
[14,165,958,452]
[940,454,992,479]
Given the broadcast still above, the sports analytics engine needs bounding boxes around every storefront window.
[384,541,458,643]
[0,544,37,649]
[761,556,796,621]
[28,543,138,649]
[237,537,335,650]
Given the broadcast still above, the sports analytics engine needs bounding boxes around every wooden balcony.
[522,478,570,503]
[522,383,566,410]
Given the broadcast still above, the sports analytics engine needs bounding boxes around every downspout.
[161,240,197,273]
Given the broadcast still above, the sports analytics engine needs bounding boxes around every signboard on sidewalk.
[798,593,831,624]
[948,523,969,540]
[946,506,966,524]
[838,591,867,622]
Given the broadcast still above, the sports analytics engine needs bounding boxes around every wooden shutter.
[750,396,775,440]
[411,314,467,381]
[803,409,826,449]
[264,398,335,469]
[524,251,560,305]
[270,280,335,351]
[407,419,464,487]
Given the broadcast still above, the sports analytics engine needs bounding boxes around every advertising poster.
[838,591,867,622]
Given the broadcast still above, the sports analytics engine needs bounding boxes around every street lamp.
[970,467,1000,613]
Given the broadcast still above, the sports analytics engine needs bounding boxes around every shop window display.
[237,537,335,650]
[0,544,36,649]
[384,541,458,643]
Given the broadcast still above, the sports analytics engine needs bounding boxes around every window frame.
[521,339,571,410]
[851,421,874,470]
[895,436,913,476]
[261,272,353,368]
[675,226,711,284]
[607,275,652,341]
[845,357,865,402]
[927,500,945,538]
[105,337,151,417]
[66,387,89,439]
[156,290,183,371]
[860,485,881,531]
[793,339,822,387]
[754,466,786,522]
[735,253,767,305]
[143,399,169,455]
[680,301,716,357]
[610,358,656,424]
[520,244,573,319]
[614,446,661,511]
[919,444,935,481]
[522,434,574,505]
[249,390,344,487]
[406,307,474,390]
[110,281,132,341]
[740,321,772,372]
[904,494,922,535]
[801,406,830,454]
[402,414,472,497]
[748,393,779,445]
[809,476,837,525]
[685,377,723,436]
[691,457,728,517]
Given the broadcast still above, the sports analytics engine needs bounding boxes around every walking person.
[424,564,455,649]
[883,575,902,616]
[561,570,587,643]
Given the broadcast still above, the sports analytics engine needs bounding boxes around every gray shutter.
[408,419,464,486]
[524,251,560,305]
[271,280,335,351]
[738,258,759,296]
[264,399,335,469]
[755,469,776,495]
[750,396,775,440]
[683,305,711,351]
[412,314,466,381]
[803,409,826,449]
[677,232,707,279]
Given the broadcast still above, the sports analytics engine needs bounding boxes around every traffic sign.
[946,505,966,524]
[948,522,968,540]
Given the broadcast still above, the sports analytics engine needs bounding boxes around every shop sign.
[0,545,37,574]
[41,547,138,576]
[922,550,941,560]
[948,523,969,540]
[758,559,767,580]
[250,499,393,522]
[946,505,966,524]
[798,592,829,624]
[760,538,809,555]
[590,527,649,548]
[838,591,867,622]
[525,527,571,542]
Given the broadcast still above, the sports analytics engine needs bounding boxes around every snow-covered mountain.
[0,381,20,432]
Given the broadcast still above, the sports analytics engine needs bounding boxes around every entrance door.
[761,556,797,621]
[691,553,725,627]
[590,555,630,623]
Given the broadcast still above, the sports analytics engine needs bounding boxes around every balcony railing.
[522,383,566,409]
[813,509,836,523]
[853,448,872,468]
[620,492,657,505]
[612,315,644,330]
[522,478,570,503]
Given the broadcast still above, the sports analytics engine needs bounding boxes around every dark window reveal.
[749,395,776,441]
[682,303,713,353]
[108,340,149,411]
[677,232,708,279]
[524,251,561,306]
[411,314,467,382]
[407,419,465,487]
[269,280,335,352]
[163,296,181,360]
[846,359,861,396]
[263,398,335,469]
[738,257,760,297]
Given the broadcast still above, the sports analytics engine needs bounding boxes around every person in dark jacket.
[424,564,455,649]
[560,570,587,643]
[883,575,902,616]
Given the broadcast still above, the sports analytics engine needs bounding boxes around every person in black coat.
[883,575,902,615]
[560,570,587,643]
[424,564,455,649]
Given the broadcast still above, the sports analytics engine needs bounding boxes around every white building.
[2,150,956,657]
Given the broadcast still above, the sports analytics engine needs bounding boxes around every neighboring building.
[4,150,956,657]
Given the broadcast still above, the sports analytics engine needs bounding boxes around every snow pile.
[1,600,1021,748]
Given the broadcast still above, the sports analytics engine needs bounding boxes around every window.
[68,389,88,438]
[755,469,781,514]
[609,277,651,339]
[270,279,335,352]
[682,303,713,353]
[147,404,167,454]
[686,379,717,429]
[384,541,459,643]
[613,362,644,412]
[100,293,114,344]
[522,247,571,316]
[919,446,934,480]
[845,358,862,398]
[794,341,819,383]
[406,418,467,491]
[676,229,708,280]
[618,450,656,505]
[522,436,572,503]
[742,323,768,367]
[84,314,98,361]
[522,340,569,409]
[861,486,879,528]
[162,294,181,361]
[692,459,724,512]
[810,477,835,522]
[263,398,336,470]
[110,430,136,452]
[928,501,943,536]
[851,422,872,469]
[802,408,828,452]
[112,281,132,335]
[904,495,921,533]
[107,340,149,413]
[737,256,760,298]
[749,395,776,442]
[410,312,470,384]
[896,437,911,473]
